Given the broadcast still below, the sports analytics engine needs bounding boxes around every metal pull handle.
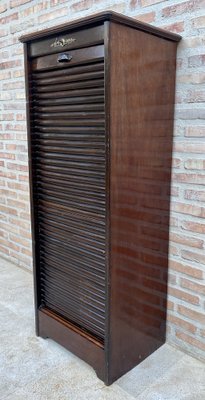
[57,53,72,63]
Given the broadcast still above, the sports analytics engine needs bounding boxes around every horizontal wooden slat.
[33,119,105,127]
[35,78,104,92]
[32,103,104,113]
[34,95,104,106]
[34,111,105,119]
[32,60,104,79]
[34,87,104,99]
[32,70,104,86]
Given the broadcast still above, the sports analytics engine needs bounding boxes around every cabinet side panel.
[109,22,177,383]
[24,43,41,334]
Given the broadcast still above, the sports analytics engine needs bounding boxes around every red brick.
[0,221,18,234]
[0,244,9,255]
[8,182,28,191]
[200,329,205,338]
[178,305,205,324]
[187,90,205,103]
[182,250,205,265]
[172,158,182,168]
[184,189,205,202]
[169,245,179,256]
[141,0,162,5]
[171,186,179,197]
[3,81,24,90]
[7,199,27,209]
[0,51,9,60]
[168,273,177,285]
[162,0,205,18]
[7,163,28,172]
[21,247,32,257]
[16,114,26,121]
[19,228,31,239]
[167,314,196,334]
[174,142,205,153]
[5,123,26,131]
[170,217,179,227]
[167,300,175,311]
[130,0,141,10]
[15,133,27,140]
[182,220,205,234]
[19,175,29,182]
[8,240,21,252]
[13,70,24,78]
[176,331,205,351]
[0,152,15,160]
[70,0,103,11]
[18,192,29,202]
[169,287,199,305]
[9,217,30,230]
[169,259,203,279]
[9,234,30,248]
[185,126,205,137]
[161,22,184,34]
[0,60,21,70]
[19,211,30,220]
[0,12,18,24]
[173,173,205,185]
[184,159,205,170]
[192,15,205,28]
[10,0,30,7]
[0,189,17,198]
[0,113,14,121]
[188,54,205,67]
[51,0,68,5]
[178,72,205,84]
[0,204,17,215]
[135,12,155,23]
[169,232,203,249]
[0,71,11,80]
[171,201,205,217]
[6,144,16,151]
[181,278,205,295]
[38,7,67,23]
[0,171,16,180]
[16,154,28,162]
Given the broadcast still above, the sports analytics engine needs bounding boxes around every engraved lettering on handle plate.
[51,37,76,48]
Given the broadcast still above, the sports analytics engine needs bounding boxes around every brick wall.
[0,0,205,361]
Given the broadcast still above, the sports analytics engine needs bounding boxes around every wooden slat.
[32,60,104,79]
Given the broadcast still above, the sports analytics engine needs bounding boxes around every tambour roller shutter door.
[30,49,106,341]
[21,13,181,384]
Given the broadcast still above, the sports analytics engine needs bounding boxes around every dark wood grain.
[108,21,178,384]
[19,11,181,43]
[22,13,180,386]
[39,308,106,381]
[29,24,104,58]
[30,56,106,341]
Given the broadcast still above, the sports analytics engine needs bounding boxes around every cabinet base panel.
[38,308,106,383]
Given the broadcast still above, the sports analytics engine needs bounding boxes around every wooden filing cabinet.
[20,12,181,384]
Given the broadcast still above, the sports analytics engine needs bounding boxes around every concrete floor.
[0,258,205,400]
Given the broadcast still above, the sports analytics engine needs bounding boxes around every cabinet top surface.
[19,11,181,44]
